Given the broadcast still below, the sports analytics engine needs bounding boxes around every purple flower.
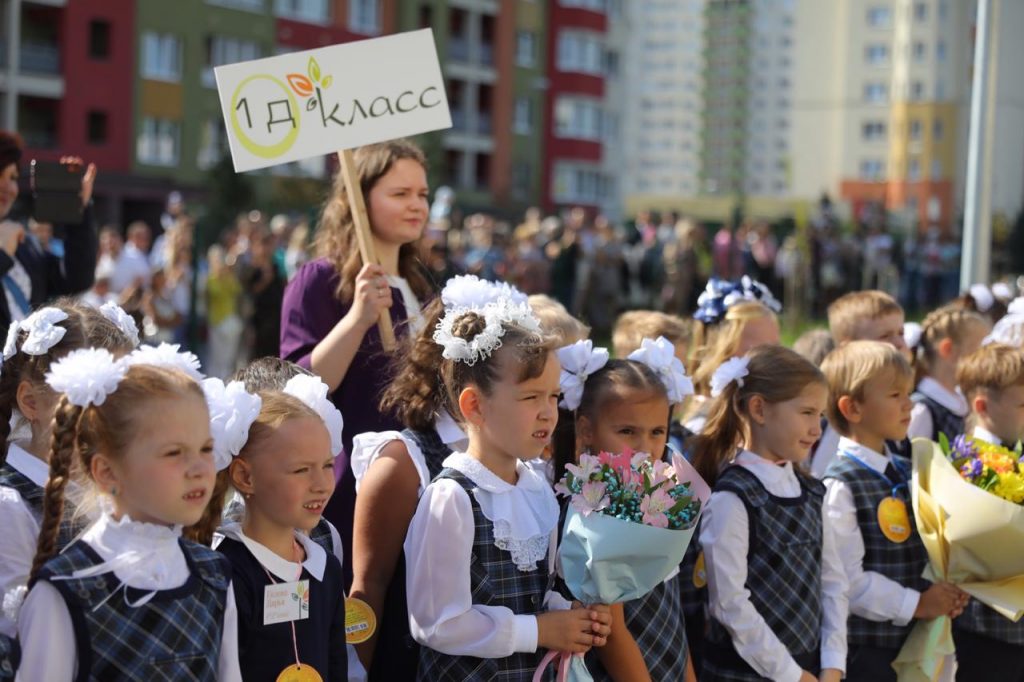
[961,457,984,480]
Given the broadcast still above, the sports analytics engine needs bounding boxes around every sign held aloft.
[214,29,451,349]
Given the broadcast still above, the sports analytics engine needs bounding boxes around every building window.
[860,159,885,181]
[867,6,891,27]
[862,121,886,140]
[348,0,380,34]
[908,156,921,181]
[86,110,107,145]
[914,2,928,21]
[936,40,947,62]
[909,119,923,140]
[910,81,925,100]
[204,36,261,87]
[553,162,610,204]
[933,118,944,140]
[554,97,603,141]
[274,0,329,24]
[141,32,182,81]
[136,118,180,166]
[511,161,531,198]
[559,0,606,11]
[207,0,264,10]
[516,31,535,67]
[557,31,604,75]
[864,82,887,103]
[88,20,111,60]
[197,119,224,169]
[931,159,943,179]
[513,97,532,135]
[865,43,888,65]
[912,41,926,61]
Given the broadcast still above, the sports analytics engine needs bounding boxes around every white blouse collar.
[973,425,1003,446]
[434,411,468,450]
[917,377,969,417]
[221,522,327,582]
[442,452,558,572]
[6,441,48,488]
[837,437,891,474]
[734,449,798,483]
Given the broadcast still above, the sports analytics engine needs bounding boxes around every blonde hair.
[33,366,205,579]
[957,344,1024,400]
[820,341,913,436]
[314,139,432,303]
[690,345,825,485]
[690,301,776,397]
[793,328,836,367]
[915,305,989,383]
[828,290,903,344]
[612,310,692,358]
[528,294,590,346]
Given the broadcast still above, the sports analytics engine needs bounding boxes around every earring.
[110,487,117,497]
[244,492,253,500]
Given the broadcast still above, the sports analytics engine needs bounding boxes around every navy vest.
[911,392,964,443]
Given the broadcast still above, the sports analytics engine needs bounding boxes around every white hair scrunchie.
[969,284,995,313]
[46,348,128,407]
[99,302,141,347]
[433,298,541,366]
[626,336,694,404]
[3,307,69,362]
[556,340,609,410]
[283,374,344,457]
[125,343,203,381]
[710,356,751,398]
[202,378,262,471]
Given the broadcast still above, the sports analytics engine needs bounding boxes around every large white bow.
[283,374,344,457]
[710,356,751,398]
[202,378,262,471]
[4,307,69,360]
[46,348,127,407]
[556,340,609,410]
[99,302,141,347]
[627,336,694,404]
[125,342,204,381]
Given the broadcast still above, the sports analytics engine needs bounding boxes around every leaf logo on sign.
[288,58,333,112]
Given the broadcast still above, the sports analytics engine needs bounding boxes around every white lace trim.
[442,452,558,572]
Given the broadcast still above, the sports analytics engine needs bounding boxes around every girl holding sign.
[280,139,432,588]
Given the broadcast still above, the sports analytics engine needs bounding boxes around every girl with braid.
[0,301,136,639]
[15,351,241,681]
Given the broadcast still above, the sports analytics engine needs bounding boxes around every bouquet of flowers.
[894,438,1024,681]
[534,450,708,682]
[941,433,1024,504]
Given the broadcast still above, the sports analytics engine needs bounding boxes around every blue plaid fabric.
[0,634,17,681]
[0,462,84,550]
[308,518,335,556]
[703,466,824,681]
[911,392,964,443]
[417,468,552,682]
[589,573,688,681]
[402,427,454,480]
[679,523,708,671]
[955,598,1024,645]
[824,454,929,649]
[36,538,230,682]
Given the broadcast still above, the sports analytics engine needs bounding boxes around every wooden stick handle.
[337,149,396,351]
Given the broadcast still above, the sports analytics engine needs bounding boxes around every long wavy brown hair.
[314,139,433,303]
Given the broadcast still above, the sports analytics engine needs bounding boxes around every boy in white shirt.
[952,343,1024,679]
[820,341,968,681]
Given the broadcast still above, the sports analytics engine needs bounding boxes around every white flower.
[441,275,527,310]
[556,340,609,410]
[627,336,694,404]
[126,343,203,381]
[202,378,262,471]
[99,302,141,347]
[46,348,127,407]
[18,307,68,356]
[283,374,344,457]
[969,283,994,313]
[710,356,751,398]
[1008,297,1024,317]
[903,322,923,350]
[3,321,19,360]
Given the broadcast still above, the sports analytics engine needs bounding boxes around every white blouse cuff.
[821,648,846,674]
[896,587,921,626]
[512,613,539,653]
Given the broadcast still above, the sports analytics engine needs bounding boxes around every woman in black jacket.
[0,131,98,328]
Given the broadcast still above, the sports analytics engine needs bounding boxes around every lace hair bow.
[283,374,344,457]
[434,298,541,366]
[710,356,751,398]
[99,302,141,347]
[626,336,694,404]
[556,340,609,410]
[3,307,69,361]
[202,378,262,471]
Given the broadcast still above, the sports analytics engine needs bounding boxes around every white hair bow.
[99,302,141,347]
[46,348,127,407]
[710,356,751,398]
[4,307,69,361]
[441,274,528,310]
[556,340,609,410]
[903,322,923,350]
[434,298,541,366]
[125,343,203,381]
[283,374,344,457]
[970,284,994,313]
[202,378,262,471]
[627,336,694,404]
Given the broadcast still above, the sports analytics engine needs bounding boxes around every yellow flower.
[993,472,1024,504]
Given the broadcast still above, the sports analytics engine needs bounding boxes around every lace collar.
[442,452,558,572]
[221,522,327,582]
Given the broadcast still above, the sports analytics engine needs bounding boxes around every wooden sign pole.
[337,149,396,351]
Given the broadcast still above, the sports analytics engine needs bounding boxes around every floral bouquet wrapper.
[534,453,710,682]
[894,438,1024,682]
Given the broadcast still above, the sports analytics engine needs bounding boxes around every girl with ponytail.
[692,346,848,682]
[0,300,136,639]
[16,351,241,681]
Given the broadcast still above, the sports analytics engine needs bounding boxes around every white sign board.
[214,29,451,173]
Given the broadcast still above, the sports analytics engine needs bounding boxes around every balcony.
[20,40,59,74]
[449,37,470,63]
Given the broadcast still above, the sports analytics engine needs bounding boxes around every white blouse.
[908,377,968,440]
[0,443,48,638]
[16,510,242,682]
[404,452,566,659]
[701,450,848,682]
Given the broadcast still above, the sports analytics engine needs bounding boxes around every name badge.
[264,579,310,625]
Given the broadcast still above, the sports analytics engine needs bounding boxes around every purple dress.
[280,257,412,587]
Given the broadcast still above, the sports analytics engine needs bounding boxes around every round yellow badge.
[693,551,707,589]
[345,597,377,645]
[877,497,911,544]
[276,663,323,682]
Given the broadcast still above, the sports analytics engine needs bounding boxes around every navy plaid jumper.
[369,427,453,682]
[588,573,689,681]
[35,538,230,682]
[954,593,1024,645]
[417,468,553,682]
[911,392,964,443]
[308,518,335,556]
[703,466,824,682]
[824,454,929,649]
[0,462,84,550]
[679,521,707,672]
